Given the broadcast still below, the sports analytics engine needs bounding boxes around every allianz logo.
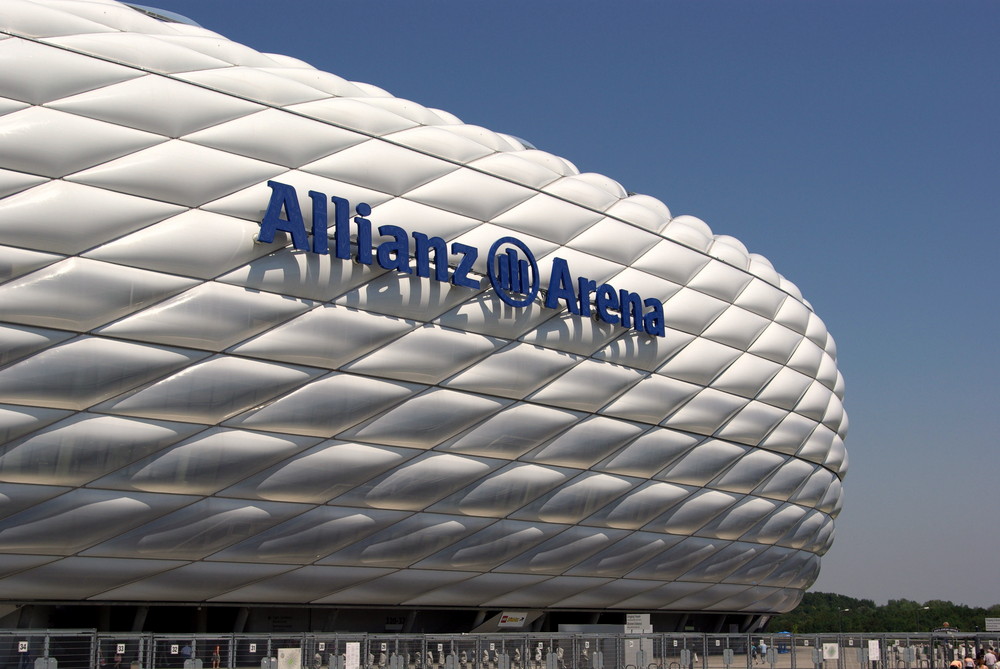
[258,181,665,337]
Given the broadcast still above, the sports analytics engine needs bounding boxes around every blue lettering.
[643,298,666,337]
[307,190,328,255]
[376,225,412,274]
[577,277,596,316]
[451,242,481,289]
[258,182,664,338]
[259,181,308,250]
[413,232,449,281]
[544,257,579,314]
[619,289,645,332]
[596,284,620,325]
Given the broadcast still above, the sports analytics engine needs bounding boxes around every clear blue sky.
[155,0,1000,609]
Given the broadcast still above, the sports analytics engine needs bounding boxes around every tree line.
[767,592,1000,633]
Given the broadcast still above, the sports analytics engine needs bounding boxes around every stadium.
[0,0,847,634]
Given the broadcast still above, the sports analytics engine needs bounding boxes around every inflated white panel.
[80,497,304,559]
[438,404,583,459]
[600,374,701,425]
[50,74,258,136]
[756,366,814,410]
[48,32,231,72]
[541,174,620,211]
[92,561,295,602]
[258,67,367,98]
[0,106,163,178]
[598,429,700,479]
[209,506,409,564]
[339,389,510,448]
[224,374,421,438]
[287,98,419,136]
[491,193,603,245]
[67,139,285,207]
[414,520,560,571]
[368,197,481,241]
[714,401,787,446]
[566,532,683,577]
[0,337,208,410]
[0,38,140,105]
[711,354,782,399]
[595,327,695,372]
[89,427,318,495]
[0,404,70,444]
[467,152,563,189]
[658,440,749,487]
[755,460,816,501]
[217,249,389,302]
[511,472,636,524]
[0,0,116,38]
[583,482,692,530]
[0,556,184,600]
[203,169,392,224]
[228,305,414,369]
[186,108,366,168]
[176,66,329,106]
[387,126,495,163]
[358,97,453,126]
[506,528,629,573]
[660,216,713,252]
[95,356,322,423]
[0,181,184,254]
[319,569,477,606]
[697,498,780,540]
[0,325,75,369]
[335,267,483,322]
[656,337,741,387]
[85,209,283,278]
[443,124,522,152]
[711,450,786,494]
[405,167,535,221]
[96,282,313,351]
[302,138,459,196]
[525,417,645,469]
[0,488,196,554]
[429,463,571,517]
[0,246,62,283]
[519,310,622,356]
[681,542,760,581]
[0,168,46,199]
[661,388,748,436]
[646,490,741,535]
[0,257,195,330]
[400,573,549,607]
[749,321,805,364]
[317,513,493,566]
[659,287,729,336]
[529,360,644,413]
[0,413,203,486]
[627,536,726,580]
[208,565,396,603]
[220,441,419,504]
[701,306,772,351]
[443,343,581,399]
[343,324,502,384]
[759,412,819,456]
[706,236,751,270]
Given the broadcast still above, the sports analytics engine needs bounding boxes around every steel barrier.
[1,632,997,669]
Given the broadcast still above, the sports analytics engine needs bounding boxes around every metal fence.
[1,632,997,669]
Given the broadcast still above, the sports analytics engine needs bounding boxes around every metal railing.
[1,631,996,669]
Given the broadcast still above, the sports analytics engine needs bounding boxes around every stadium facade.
[0,0,847,634]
